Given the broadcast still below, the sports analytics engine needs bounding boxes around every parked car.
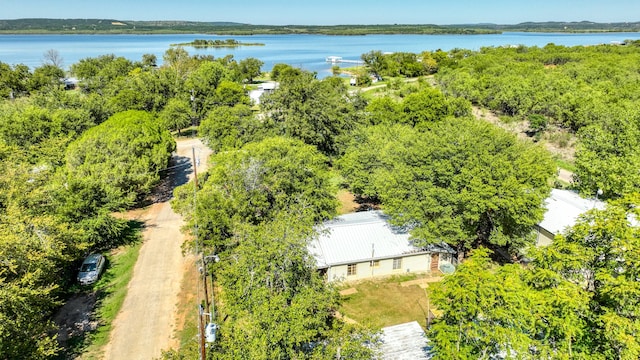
[77,253,106,285]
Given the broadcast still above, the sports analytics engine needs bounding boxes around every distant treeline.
[3,18,640,35]
[171,39,264,48]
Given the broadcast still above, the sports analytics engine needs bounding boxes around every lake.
[2,32,640,77]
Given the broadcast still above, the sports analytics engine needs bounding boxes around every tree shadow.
[143,154,193,205]
[353,194,382,212]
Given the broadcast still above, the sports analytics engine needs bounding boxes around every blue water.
[1,32,639,77]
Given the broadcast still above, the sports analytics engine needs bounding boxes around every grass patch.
[337,189,358,214]
[78,241,143,359]
[498,115,519,124]
[339,275,433,330]
[174,256,200,352]
[546,131,573,148]
[555,157,576,172]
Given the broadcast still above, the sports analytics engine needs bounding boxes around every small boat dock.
[325,56,364,65]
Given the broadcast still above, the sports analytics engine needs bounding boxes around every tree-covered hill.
[2,18,640,34]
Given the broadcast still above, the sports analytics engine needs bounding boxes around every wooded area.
[1,39,639,359]
[4,18,640,35]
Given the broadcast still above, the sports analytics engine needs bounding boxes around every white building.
[380,321,432,360]
[248,81,278,105]
[536,189,606,246]
[309,211,455,282]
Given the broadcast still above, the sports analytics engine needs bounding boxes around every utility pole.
[192,146,208,312]
[199,304,206,360]
[192,146,206,360]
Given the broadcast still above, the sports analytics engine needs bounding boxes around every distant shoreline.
[2,19,640,35]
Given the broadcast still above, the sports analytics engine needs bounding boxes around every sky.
[1,0,640,25]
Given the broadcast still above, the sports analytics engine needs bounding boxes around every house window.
[347,264,357,276]
[370,260,380,268]
[392,258,402,270]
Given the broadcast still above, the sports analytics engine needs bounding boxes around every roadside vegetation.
[60,240,142,360]
[1,35,639,359]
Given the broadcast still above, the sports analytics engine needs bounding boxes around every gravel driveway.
[103,138,211,360]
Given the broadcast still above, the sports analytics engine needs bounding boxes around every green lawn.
[338,275,434,330]
[64,241,143,360]
[555,157,576,172]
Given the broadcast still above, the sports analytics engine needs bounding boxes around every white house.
[380,321,432,360]
[309,211,455,282]
[248,81,278,105]
[535,189,606,246]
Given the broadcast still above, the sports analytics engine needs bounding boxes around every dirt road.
[103,138,211,360]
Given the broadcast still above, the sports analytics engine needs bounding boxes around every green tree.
[429,249,537,359]
[162,47,198,87]
[29,64,65,92]
[260,72,366,157]
[574,118,640,199]
[212,212,378,359]
[0,280,61,359]
[0,62,30,98]
[106,67,175,113]
[214,80,250,106]
[534,194,640,359]
[361,50,385,80]
[429,248,592,359]
[400,87,453,126]
[270,63,302,81]
[198,104,260,152]
[70,54,135,93]
[0,161,90,359]
[65,110,175,209]
[339,119,555,258]
[159,98,192,135]
[184,61,230,118]
[237,57,263,83]
[141,53,157,69]
[365,96,403,125]
[172,136,337,251]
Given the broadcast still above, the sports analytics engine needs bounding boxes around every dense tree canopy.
[429,194,640,359]
[339,119,555,257]
[574,116,640,198]
[260,71,367,157]
[172,136,337,252]
[65,110,175,209]
[198,104,261,153]
[211,213,378,359]
[3,38,640,359]
[436,44,640,199]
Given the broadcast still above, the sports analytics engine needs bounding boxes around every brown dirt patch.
[53,292,99,346]
[337,189,358,214]
[172,255,199,344]
[472,106,577,174]
[339,288,358,296]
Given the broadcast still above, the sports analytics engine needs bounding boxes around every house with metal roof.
[308,210,455,282]
[535,189,606,246]
[380,321,432,360]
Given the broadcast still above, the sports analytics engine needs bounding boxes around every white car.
[77,254,106,285]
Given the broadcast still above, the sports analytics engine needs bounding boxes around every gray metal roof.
[309,210,453,268]
[539,189,605,235]
[380,321,432,360]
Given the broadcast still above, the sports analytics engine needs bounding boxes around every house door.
[430,253,439,272]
